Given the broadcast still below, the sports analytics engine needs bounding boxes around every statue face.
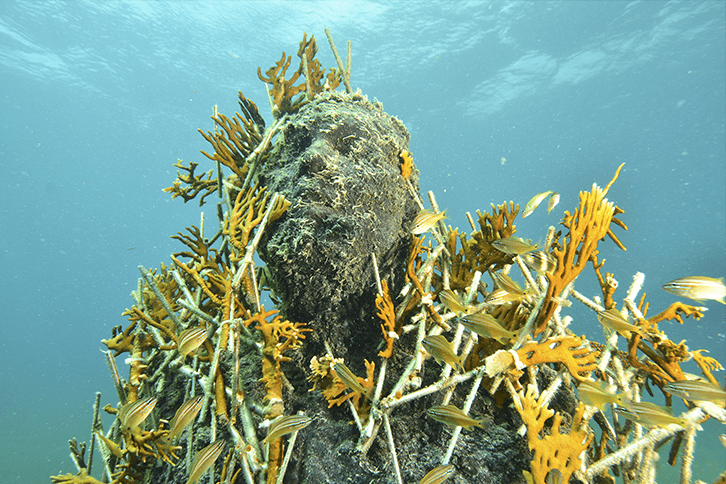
[258,93,418,345]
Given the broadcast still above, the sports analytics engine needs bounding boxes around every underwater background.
[0,1,723,482]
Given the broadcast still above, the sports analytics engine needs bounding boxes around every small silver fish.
[545,469,563,484]
[178,327,208,357]
[461,313,517,344]
[597,309,645,338]
[118,397,157,433]
[167,395,204,441]
[662,276,726,305]
[577,380,627,411]
[615,401,688,428]
[412,209,447,235]
[491,237,539,255]
[547,192,560,215]
[439,289,467,315]
[186,440,226,484]
[333,362,368,395]
[422,335,463,371]
[263,414,313,443]
[491,272,524,296]
[522,191,553,218]
[485,288,524,306]
[521,251,557,275]
[427,405,487,431]
[419,464,455,484]
[664,379,726,407]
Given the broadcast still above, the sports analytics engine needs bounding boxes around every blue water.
[1,1,723,482]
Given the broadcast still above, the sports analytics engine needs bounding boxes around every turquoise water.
[1,1,724,482]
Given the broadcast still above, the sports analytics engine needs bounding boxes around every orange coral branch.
[171,255,224,306]
[629,334,686,385]
[691,349,724,386]
[163,161,218,206]
[399,150,413,178]
[536,164,626,336]
[224,184,290,265]
[243,308,309,484]
[516,386,594,484]
[244,309,311,406]
[516,336,597,382]
[376,279,398,358]
[648,301,705,325]
[215,367,228,420]
[258,33,341,115]
[444,203,518,292]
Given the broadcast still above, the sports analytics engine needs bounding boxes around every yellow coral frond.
[515,385,594,484]
[399,150,413,179]
[50,469,104,484]
[258,33,340,115]
[376,279,398,358]
[225,184,290,264]
[516,336,597,382]
[308,356,374,418]
[246,309,311,404]
[536,165,627,336]
[691,349,724,386]
[648,301,706,325]
[164,160,218,206]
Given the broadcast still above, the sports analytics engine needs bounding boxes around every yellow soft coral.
[308,356,375,420]
[258,33,341,115]
[515,385,594,484]
[516,336,598,382]
[50,469,104,484]
[244,309,310,407]
[536,164,626,336]
[376,279,398,358]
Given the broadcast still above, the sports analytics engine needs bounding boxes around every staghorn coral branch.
[139,265,183,331]
[232,192,289,291]
[536,164,626,336]
[383,412,403,484]
[104,350,126,404]
[585,408,704,481]
[324,28,352,94]
[382,366,480,410]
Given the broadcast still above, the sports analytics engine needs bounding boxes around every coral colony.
[51,31,726,484]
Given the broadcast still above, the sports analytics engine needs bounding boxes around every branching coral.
[444,202,519,292]
[516,335,598,382]
[224,184,290,265]
[535,163,627,336]
[308,356,375,417]
[50,468,104,484]
[242,309,310,484]
[258,32,342,116]
[163,161,218,206]
[243,308,310,409]
[515,385,594,484]
[198,94,262,180]
[52,34,726,484]
[376,279,398,358]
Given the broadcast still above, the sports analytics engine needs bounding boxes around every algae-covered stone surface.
[252,91,576,484]
[258,90,420,364]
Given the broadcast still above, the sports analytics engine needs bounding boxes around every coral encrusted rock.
[258,90,420,363]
